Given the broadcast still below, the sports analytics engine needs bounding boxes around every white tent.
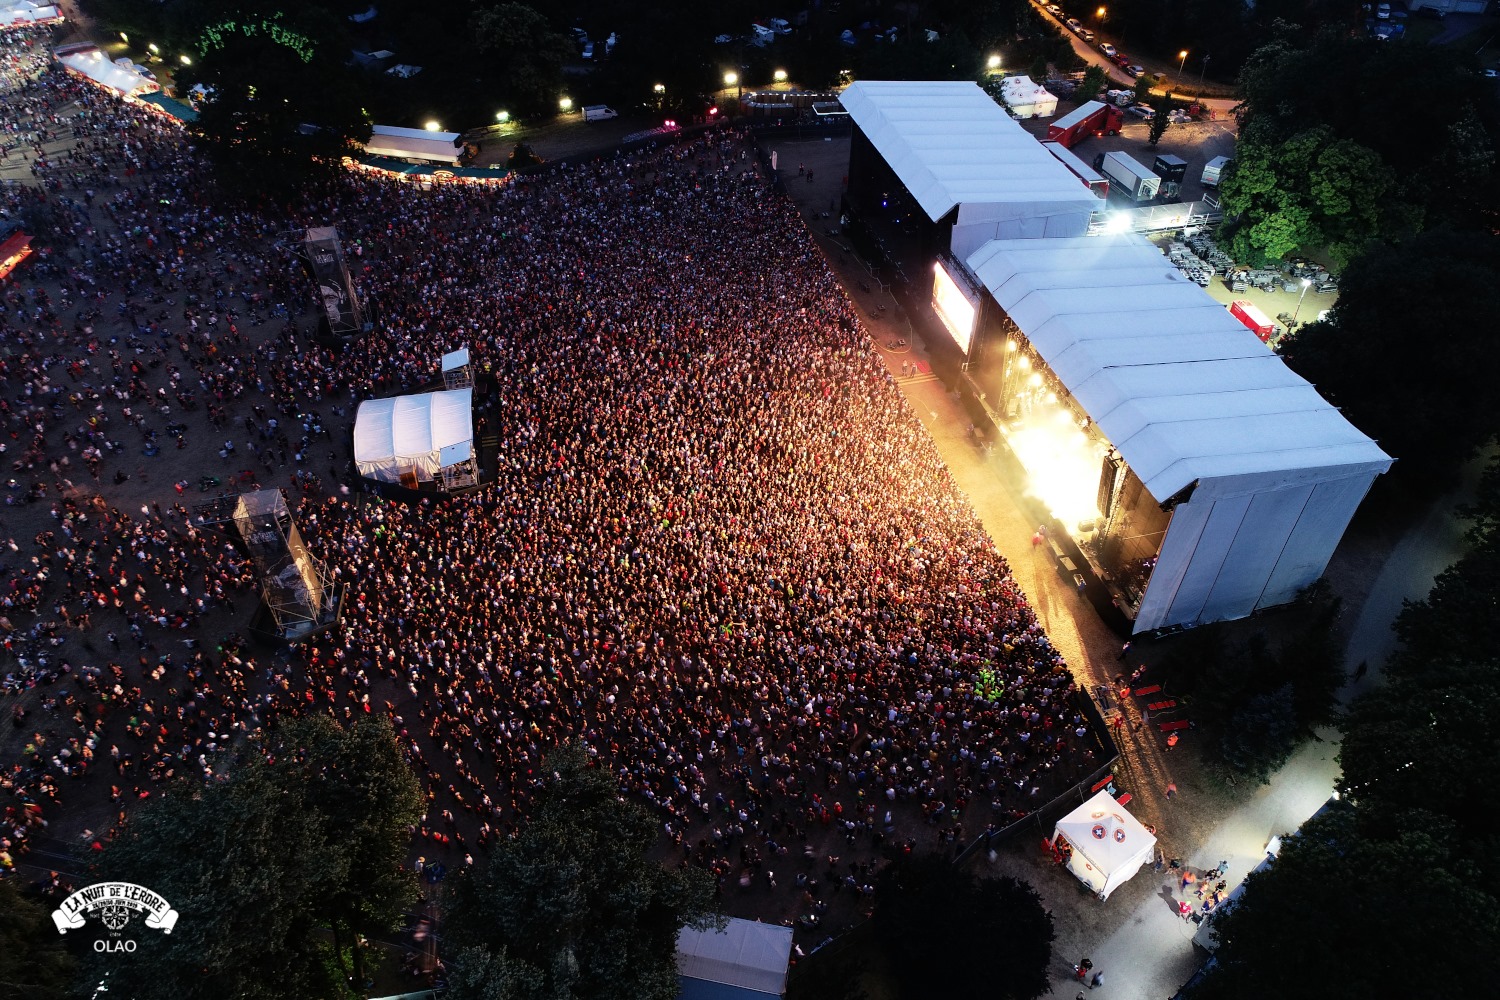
[353,389,472,484]
[839,80,1098,257]
[677,917,793,1000]
[364,124,461,164]
[2,1,61,26]
[55,45,158,97]
[966,233,1392,632]
[1000,75,1058,119]
[1053,791,1156,900]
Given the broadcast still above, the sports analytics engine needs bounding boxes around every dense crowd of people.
[0,32,1101,928]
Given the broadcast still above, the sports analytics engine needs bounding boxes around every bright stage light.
[1007,395,1106,528]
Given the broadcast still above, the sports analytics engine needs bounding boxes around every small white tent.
[1053,791,1156,900]
[353,389,472,484]
[1000,75,1058,119]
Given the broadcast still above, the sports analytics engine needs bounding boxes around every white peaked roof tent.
[966,233,1392,631]
[55,45,156,96]
[1000,75,1058,118]
[838,80,1096,254]
[1054,791,1156,900]
[364,125,462,164]
[677,918,794,1000]
[353,389,472,483]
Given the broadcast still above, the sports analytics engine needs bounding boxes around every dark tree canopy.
[447,744,720,1000]
[82,715,423,1000]
[1278,229,1500,478]
[873,854,1054,1000]
[0,879,75,1000]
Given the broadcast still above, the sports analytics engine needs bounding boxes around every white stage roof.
[967,234,1392,501]
[354,389,472,484]
[839,80,1096,223]
[677,918,793,998]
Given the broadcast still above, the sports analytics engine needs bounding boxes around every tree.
[507,143,544,170]
[1188,803,1494,999]
[1219,122,1400,267]
[182,8,369,192]
[471,4,575,116]
[1079,63,1109,102]
[1147,94,1172,147]
[873,854,1054,1000]
[82,716,422,1000]
[447,744,720,1000]
[0,879,74,1000]
[1278,229,1500,479]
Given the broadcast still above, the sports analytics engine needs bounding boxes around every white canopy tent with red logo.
[1053,790,1157,900]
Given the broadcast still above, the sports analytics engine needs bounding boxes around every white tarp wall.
[966,234,1392,633]
[1054,791,1156,900]
[1000,75,1058,119]
[839,80,1098,259]
[354,389,472,483]
[55,45,157,96]
[364,124,461,164]
[677,917,793,999]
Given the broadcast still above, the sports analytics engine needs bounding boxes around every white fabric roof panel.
[677,918,793,996]
[353,389,472,483]
[840,80,1097,223]
[966,233,1391,500]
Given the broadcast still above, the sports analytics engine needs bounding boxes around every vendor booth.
[353,389,473,487]
[1052,791,1156,900]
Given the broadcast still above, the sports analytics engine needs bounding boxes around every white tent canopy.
[677,917,793,999]
[1000,75,1058,119]
[3,1,61,25]
[1054,791,1156,900]
[354,389,472,484]
[839,80,1096,255]
[364,124,461,164]
[55,45,157,96]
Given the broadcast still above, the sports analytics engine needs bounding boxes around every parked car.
[1485,68,1500,78]
[1128,104,1156,120]
[1081,29,1095,42]
[1100,43,1117,58]
[1415,6,1446,18]
[1126,64,1146,77]
[1376,2,1391,18]
[1111,52,1131,67]
[1066,18,1083,32]
[1046,3,1063,14]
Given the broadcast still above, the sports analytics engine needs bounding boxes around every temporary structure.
[354,389,472,485]
[1000,75,1058,119]
[677,917,794,1000]
[54,45,158,97]
[1053,791,1156,900]
[363,125,461,165]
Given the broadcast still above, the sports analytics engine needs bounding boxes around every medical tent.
[353,389,472,484]
[677,917,794,1000]
[1053,791,1156,900]
[1000,75,1059,119]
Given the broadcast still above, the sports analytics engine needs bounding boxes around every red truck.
[1229,300,1276,343]
[1046,100,1125,149]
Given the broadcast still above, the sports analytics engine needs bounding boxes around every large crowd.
[1,27,1102,930]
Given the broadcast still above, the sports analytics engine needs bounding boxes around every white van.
[582,105,618,121]
[768,18,791,34]
[751,24,775,45]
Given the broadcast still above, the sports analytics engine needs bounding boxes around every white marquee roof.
[353,389,472,483]
[677,918,793,997]
[967,234,1392,500]
[839,80,1096,223]
[1054,790,1156,899]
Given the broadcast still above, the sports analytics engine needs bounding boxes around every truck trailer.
[1201,155,1232,187]
[1046,100,1124,149]
[1041,141,1109,198]
[1229,300,1276,343]
[1096,151,1160,202]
